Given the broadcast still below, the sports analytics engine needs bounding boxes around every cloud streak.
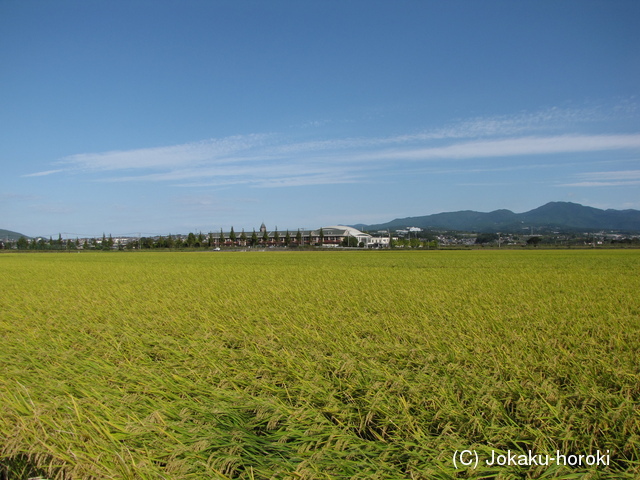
[559,169,640,187]
[56,134,273,172]
[362,134,640,162]
[23,108,640,189]
[22,169,65,177]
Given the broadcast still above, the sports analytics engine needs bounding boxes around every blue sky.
[1,1,639,237]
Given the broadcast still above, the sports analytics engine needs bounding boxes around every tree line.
[6,228,359,250]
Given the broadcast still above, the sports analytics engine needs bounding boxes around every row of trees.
[12,234,115,251]
[8,228,344,251]
[6,230,445,251]
[6,230,638,251]
[390,237,439,249]
[140,228,332,249]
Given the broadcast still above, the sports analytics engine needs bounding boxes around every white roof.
[322,226,371,237]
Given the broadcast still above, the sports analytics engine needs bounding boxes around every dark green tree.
[274,227,280,245]
[219,228,225,246]
[285,230,291,247]
[423,239,438,249]
[475,233,499,244]
[296,229,302,246]
[342,236,359,247]
[262,228,269,245]
[187,232,196,247]
[229,227,237,245]
[240,229,247,246]
[251,229,258,247]
[319,228,324,245]
[527,236,541,247]
[16,236,28,250]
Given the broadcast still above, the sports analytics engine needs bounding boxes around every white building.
[321,226,371,246]
[215,225,377,247]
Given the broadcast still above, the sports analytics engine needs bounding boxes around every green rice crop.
[1,250,639,479]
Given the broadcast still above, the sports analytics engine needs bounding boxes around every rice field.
[1,249,639,479]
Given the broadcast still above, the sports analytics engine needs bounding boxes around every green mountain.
[358,202,640,233]
[0,229,29,241]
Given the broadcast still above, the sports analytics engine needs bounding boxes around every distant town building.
[213,225,387,247]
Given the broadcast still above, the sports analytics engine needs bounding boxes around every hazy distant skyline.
[2,1,639,237]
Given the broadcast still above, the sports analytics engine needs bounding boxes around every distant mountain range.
[0,229,28,241]
[3,202,639,242]
[354,202,640,233]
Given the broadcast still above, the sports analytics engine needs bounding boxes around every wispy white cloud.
[576,169,640,180]
[360,135,640,162]
[415,106,601,140]
[561,181,640,187]
[22,169,65,177]
[23,106,640,189]
[62,134,273,171]
[559,169,640,187]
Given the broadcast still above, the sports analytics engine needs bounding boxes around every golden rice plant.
[0,250,638,479]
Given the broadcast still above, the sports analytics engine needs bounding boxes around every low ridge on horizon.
[4,201,640,241]
[354,201,640,233]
